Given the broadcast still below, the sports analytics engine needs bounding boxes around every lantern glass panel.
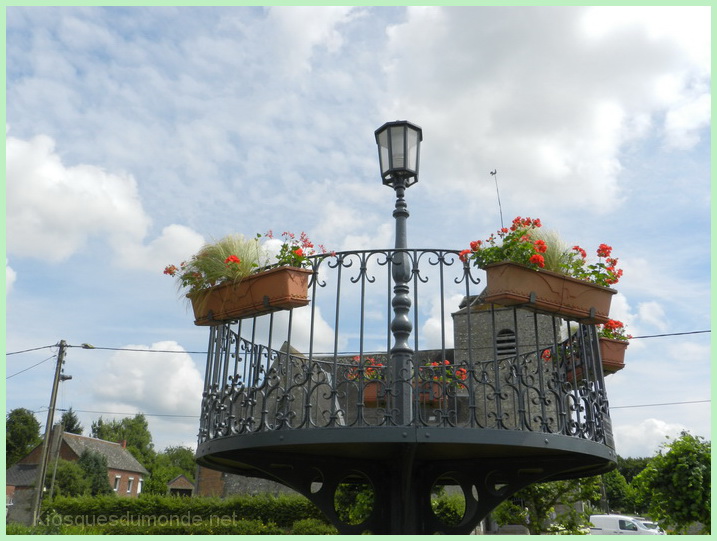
[389,125,406,169]
[406,128,419,172]
[377,130,390,175]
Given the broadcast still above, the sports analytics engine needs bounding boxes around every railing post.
[390,179,413,425]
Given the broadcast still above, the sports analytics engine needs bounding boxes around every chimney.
[120,440,127,449]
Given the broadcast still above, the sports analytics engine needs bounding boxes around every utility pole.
[30,340,70,526]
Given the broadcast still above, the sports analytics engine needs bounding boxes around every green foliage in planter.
[529,228,571,273]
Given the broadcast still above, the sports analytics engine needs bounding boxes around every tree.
[492,477,602,534]
[91,414,155,465]
[77,449,114,496]
[143,446,197,495]
[616,455,650,484]
[46,459,90,497]
[633,432,710,534]
[6,408,42,468]
[59,407,83,435]
[602,469,637,515]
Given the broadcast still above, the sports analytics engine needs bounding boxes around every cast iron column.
[390,177,413,426]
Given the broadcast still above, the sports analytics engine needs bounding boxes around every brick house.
[6,427,149,524]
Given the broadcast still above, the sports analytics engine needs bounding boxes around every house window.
[127,477,134,494]
[113,476,121,492]
[496,329,517,357]
[137,478,143,494]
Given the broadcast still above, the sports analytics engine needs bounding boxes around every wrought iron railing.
[198,249,613,448]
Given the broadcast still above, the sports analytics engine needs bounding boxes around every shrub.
[47,493,327,529]
[291,518,339,535]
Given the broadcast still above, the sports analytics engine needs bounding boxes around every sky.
[4,6,711,461]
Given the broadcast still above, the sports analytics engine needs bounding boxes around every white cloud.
[6,260,17,293]
[265,6,360,75]
[6,133,205,271]
[664,93,711,150]
[117,224,205,272]
[340,223,394,252]
[382,6,710,214]
[93,341,203,417]
[613,417,687,458]
[421,293,464,350]
[7,133,150,262]
[241,305,342,357]
[664,341,711,374]
[637,301,668,332]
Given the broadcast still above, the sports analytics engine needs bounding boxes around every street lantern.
[375,120,423,426]
[374,120,423,188]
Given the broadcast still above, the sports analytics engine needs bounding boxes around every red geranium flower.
[533,239,548,253]
[597,244,612,258]
[529,254,545,267]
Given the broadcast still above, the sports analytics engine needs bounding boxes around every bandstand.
[194,122,617,534]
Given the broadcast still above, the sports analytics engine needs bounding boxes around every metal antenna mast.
[490,169,504,229]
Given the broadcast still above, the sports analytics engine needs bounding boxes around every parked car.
[589,514,665,535]
[632,518,665,535]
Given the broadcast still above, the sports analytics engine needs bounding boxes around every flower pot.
[188,267,313,326]
[363,381,385,407]
[599,337,628,375]
[418,382,445,406]
[483,262,616,324]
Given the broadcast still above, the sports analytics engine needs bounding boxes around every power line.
[630,330,710,339]
[6,355,57,379]
[610,399,710,410]
[37,408,199,419]
[6,344,56,356]
[74,345,208,354]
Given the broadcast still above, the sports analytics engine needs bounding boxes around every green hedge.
[290,518,339,535]
[47,492,327,528]
[6,519,315,535]
[95,519,285,535]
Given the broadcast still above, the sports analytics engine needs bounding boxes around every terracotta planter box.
[417,382,445,406]
[363,381,386,407]
[599,337,628,375]
[483,262,616,324]
[189,267,313,326]
[566,339,628,381]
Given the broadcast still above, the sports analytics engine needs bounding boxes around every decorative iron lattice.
[198,249,613,449]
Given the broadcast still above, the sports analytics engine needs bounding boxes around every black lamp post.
[375,121,422,427]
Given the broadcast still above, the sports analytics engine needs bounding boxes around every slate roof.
[6,432,149,486]
[167,474,195,490]
[61,433,149,475]
[6,463,39,487]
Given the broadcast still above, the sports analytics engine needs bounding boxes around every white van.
[589,515,664,535]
